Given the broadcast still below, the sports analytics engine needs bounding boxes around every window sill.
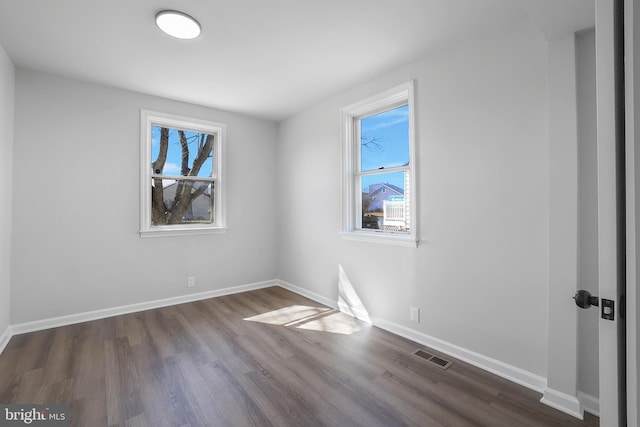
[340,231,418,248]
[139,226,228,238]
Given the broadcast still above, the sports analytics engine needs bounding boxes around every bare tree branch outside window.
[151,127,214,225]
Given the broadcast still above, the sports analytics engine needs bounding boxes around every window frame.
[340,81,418,247]
[139,110,227,238]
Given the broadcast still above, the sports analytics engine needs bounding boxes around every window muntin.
[140,111,226,237]
[341,81,417,246]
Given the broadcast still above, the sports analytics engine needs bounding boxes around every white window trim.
[341,81,418,248]
[139,109,227,238]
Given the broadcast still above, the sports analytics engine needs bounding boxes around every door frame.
[596,0,627,425]
[624,0,639,425]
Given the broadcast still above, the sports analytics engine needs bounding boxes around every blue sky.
[360,104,409,192]
[151,127,213,179]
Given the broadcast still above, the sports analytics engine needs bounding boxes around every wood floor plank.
[160,355,206,427]
[34,377,74,405]
[70,394,108,427]
[104,337,142,425]
[242,368,328,427]
[284,353,422,427]
[11,368,43,404]
[71,321,108,401]
[371,370,472,427]
[12,329,55,375]
[41,325,75,386]
[233,338,361,427]
[0,352,21,403]
[0,287,600,427]
[193,356,274,427]
[143,309,180,359]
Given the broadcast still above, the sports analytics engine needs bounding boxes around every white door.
[595,0,626,425]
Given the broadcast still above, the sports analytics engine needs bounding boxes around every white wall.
[10,69,278,324]
[277,20,551,378]
[0,44,14,341]
[543,34,581,415]
[575,28,599,403]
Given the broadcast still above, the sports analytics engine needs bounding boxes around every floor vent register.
[412,349,453,370]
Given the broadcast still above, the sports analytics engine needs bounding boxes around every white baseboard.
[578,391,599,417]
[370,316,548,393]
[337,301,372,324]
[0,325,11,355]
[541,388,583,419]
[10,280,278,336]
[276,279,338,310]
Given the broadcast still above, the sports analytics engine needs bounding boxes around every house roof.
[367,183,404,196]
[364,183,404,212]
[156,181,212,199]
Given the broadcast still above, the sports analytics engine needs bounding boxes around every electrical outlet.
[187,276,196,288]
[410,306,420,323]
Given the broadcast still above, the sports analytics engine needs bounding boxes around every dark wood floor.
[0,286,598,426]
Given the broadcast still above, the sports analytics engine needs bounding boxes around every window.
[341,81,417,247]
[140,110,226,237]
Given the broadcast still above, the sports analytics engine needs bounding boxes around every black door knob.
[574,290,599,309]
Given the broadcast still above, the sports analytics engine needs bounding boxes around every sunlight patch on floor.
[244,305,332,325]
[244,305,367,335]
[295,311,364,335]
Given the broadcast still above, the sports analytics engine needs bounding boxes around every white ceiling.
[0,0,594,121]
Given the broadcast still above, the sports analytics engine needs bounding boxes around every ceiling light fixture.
[155,10,201,40]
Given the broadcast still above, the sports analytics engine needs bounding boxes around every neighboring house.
[363,183,404,212]
[161,182,212,221]
[362,183,408,231]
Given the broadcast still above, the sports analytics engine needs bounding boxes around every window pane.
[360,104,409,172]
[151,179,214,225]
[361,171,409,232]
[151,126,214,178]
